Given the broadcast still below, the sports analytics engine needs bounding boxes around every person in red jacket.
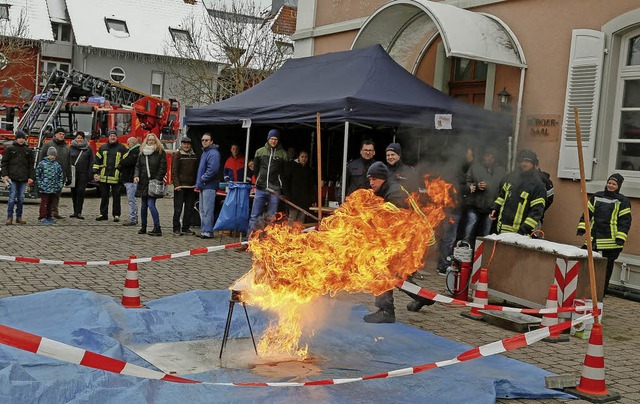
[223,144,245,182]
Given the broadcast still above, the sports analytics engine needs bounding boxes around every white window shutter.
[557,29,605,180]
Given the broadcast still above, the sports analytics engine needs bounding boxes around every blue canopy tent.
[186,45,509,201]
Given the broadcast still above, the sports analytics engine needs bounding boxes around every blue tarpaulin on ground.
[0,289,572,402]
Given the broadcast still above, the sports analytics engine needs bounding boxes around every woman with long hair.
[133,133,167,236]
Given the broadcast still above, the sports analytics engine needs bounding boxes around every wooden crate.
[478,235,607,308]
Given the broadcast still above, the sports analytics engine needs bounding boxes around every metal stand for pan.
[219,289,258,359]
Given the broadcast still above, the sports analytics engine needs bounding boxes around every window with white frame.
[105,18,129,38]
[611,31,640,175]
[0,4,9,20]
[151,71,164,98]
[169,28,192,44]
[41,61,71,85]
[51,23,72,42]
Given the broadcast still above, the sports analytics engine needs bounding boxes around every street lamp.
[498,87,511,110]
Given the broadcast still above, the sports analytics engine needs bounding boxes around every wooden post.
[316,113,323,222]
[573,106,600,323]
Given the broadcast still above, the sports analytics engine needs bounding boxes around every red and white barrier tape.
[397,281,580,314]
[0,313,592,387]
[0,241,246,266]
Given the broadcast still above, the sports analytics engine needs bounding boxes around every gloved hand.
[65,179,72,186]
[224,176,230,182]
[576,228,585,236]
[616,238,625,246]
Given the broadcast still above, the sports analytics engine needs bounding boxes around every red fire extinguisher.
[445,241,473,301]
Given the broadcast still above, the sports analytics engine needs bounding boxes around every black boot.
[137,227,147,234]
[148,226,162,236]
[407,298,436,312]
[363,309,396,323]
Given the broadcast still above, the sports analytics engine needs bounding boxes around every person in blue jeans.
[239,129,288,251]
[1,130,34,225]
[195,133,221,239]
[118,137,140,226]
[133,133,167,236]
[463,147,506,243]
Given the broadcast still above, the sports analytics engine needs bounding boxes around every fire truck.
[19,69,180,159]
[0,104,21,153]
[1,69,180,198]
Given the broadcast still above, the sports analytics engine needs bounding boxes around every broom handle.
[573,106,600,323]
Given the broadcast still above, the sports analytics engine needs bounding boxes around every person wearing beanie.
[35,146,64,224]
[267,129,280,140]
[69,131,95,220]
[93,129,127,221]
[39,127,71,219]
[346,139,376,196]
[385,142,416,190]
[490,149,547,236]
[363,160,418,324]
[242,128,288,246]
[1,130,35,225]
[577,173,631,295]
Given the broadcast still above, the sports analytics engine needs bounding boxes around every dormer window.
[0,4,10,20]
[105,18,129,38]
[169,28,192,43]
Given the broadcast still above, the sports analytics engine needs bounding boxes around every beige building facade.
[292,0,640,288]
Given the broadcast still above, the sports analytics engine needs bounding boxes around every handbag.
[146,155,166,198]
[69,150,83,188]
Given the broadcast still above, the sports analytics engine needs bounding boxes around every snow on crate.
[483,233,602,259]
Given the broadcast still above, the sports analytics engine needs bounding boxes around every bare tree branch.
[163,0,292,106]
[0,7,36,102]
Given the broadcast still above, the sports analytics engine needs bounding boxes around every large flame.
[233,177,453,358]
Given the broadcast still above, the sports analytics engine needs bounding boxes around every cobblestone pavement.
[0,193,638,403]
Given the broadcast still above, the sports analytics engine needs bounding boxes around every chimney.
[183,0,196,4]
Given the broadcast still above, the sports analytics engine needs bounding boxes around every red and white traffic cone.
[542,284,569,343]
[565,323,620,402]
[461,267,488,321]
[121,255,144,308]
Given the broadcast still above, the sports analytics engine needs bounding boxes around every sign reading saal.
[526,114,561,141]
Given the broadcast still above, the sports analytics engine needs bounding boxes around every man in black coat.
[363,162,408,323]
[40,127,72,219]
[346,139,376,196]
[1,130,35,225]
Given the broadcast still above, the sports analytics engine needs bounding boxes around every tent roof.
[185,45,503,131]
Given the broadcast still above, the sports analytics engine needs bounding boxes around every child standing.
[36,147,64,224]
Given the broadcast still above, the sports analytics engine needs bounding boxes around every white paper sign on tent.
[435,114,452,130]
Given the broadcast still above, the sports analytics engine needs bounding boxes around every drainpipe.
[511,67,526,170]
[35,46,41,94]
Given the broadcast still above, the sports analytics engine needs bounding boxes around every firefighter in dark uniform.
[363,161,406,323]
[490,150,546,236]
[93,130,127,221]
[345,139,376,196]
[577,173,631,295]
